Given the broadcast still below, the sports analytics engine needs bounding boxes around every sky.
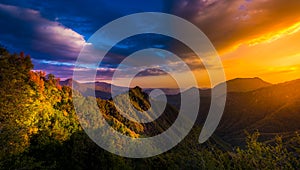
[0,0,300,88]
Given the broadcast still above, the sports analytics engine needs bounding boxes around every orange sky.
[194,19,300,88]
[112,0,300,88]
[176,0,300,88]
[2,1,299,89]
[221,21,300,85]
[181,0,300,86]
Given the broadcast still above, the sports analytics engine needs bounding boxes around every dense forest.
[1,47,300,169]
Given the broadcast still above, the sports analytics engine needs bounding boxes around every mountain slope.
[73,86,180,138]
[216,79,300,145]
[163,78,300,146]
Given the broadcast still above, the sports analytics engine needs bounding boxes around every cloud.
[248,21,300,46]
[0,3,85,61]
[2,0,299,84]
[32,60,74,79]
[136,68,167,77]
[171,0,300,53]
[0,2,175,68]
[33,59,118,81]
[0,0,167,39]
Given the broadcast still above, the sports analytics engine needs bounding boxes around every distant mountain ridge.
[215,77,272,93]
[60,79,129,99]
[61,77,272,98]
[60,78,180,99]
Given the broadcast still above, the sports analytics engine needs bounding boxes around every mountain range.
[61,77,300,147]
[60,78,180,99]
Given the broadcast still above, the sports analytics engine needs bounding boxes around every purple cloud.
[0,4,85,62]
[136,68,168,77]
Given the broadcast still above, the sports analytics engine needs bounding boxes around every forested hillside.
[1,48,300,169]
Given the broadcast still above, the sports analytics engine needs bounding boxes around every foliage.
[1,48,300,169]
[0,48,80,166]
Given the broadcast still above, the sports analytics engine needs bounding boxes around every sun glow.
[248,21,300,46]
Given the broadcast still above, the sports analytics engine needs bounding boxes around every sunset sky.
[0,0,300,88]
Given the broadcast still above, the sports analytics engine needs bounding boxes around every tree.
[0,48,33,157]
